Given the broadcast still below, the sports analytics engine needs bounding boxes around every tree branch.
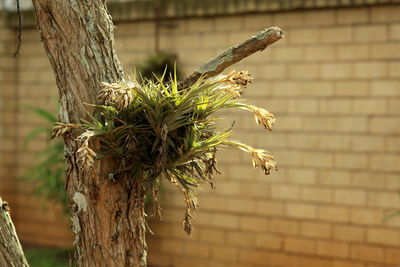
[179,26,283,89]
[0,196,29,267]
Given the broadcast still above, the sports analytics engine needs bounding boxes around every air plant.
[52,70,277,235]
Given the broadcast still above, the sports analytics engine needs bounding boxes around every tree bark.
[0,197,29,267]
[31,1,147,266]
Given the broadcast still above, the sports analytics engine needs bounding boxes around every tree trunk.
[31,1,147,266]
[0,196,29,267]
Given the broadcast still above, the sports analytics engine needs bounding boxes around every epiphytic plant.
[52,70,277,235]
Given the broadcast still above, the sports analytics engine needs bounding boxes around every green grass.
[25,248,71,267]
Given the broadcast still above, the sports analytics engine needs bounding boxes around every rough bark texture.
[31,1,147,266]
[179,26,283,89]
[0,197,29,267]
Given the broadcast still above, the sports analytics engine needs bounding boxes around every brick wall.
[1,3,400,266]
[0,11,19,220]
[141,5,400,267]
[0,16,73,246]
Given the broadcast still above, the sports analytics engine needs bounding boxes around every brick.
[354,25,388,42]
[226,198,255,214]
[211,246,237,261]
[301,221,331,239]
[335,81,369,95]
[201,196,227,212]
[354,62,387,78]
[285,133,319,150]
[199,229,226,244]
[287,169,317,184]
[288,99,319,113]
[288,63,320,79]
[215,16,244,31]
[277,115,303,131]
[321,27,352,43]
[387,173,400,188]
[301,187,332,203]
[274,11,304,28]
[371,81,400,96]
[287,203,317,219]
[285,237,316,254]
[255,64,287,80]
[200,32,230,49]
[385,248,400,265]
[388,99,400,114]
[212,214,239,229]
[337,117,369,133]
[273,47,303,62]
[269,218,299,235]
[296,257,332,267]
[318,170,351,186]
[321,63,352,79]
[240,183,269,198]
[240,250,284,266]
[337,44,369,60]
[334,224,365,242]
[182,18,215,33]
[367,228,400,246]
[317,240,349,258]
[184,243,210,257]
[352,172,386,189]
[389,24,400,40]
[370,118,400,134]
[212,181,240,195]
[350,209,384,225]
[334,189,366,205]
[255,233,282,249]
[227,232,254,247]
[353,99,386,115]
[304,10,335,26]
[389,62,400,77]
[368,192,400,208]
[320,99,352,114]
[332,261,364,267]
[318,206,349,223]
[160,240,184,255]
[303,81,334,96]
[243,14,274,30]
[351,244,385,263]
[255,200,285,216]
[371,5,400,22]
[302,151,334,168]
[371,43,400,59]
[304,46,336,61]
[337,8,369,25]
[239,216,268,232]
[289,29,320,44]
[335,153,368,170]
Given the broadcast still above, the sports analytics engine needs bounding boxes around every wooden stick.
[179,26,283,89]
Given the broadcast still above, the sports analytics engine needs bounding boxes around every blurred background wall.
[1,0,400,266]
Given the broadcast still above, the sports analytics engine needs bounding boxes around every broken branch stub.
[179,26,284,89]
[0,196,29,267]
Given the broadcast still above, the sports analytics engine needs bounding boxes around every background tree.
[29,1,282,266]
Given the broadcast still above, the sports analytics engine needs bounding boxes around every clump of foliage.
[137,52,182,82]
[23,106,68,213]
[52,70,277,234]
[25,247,71,267]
